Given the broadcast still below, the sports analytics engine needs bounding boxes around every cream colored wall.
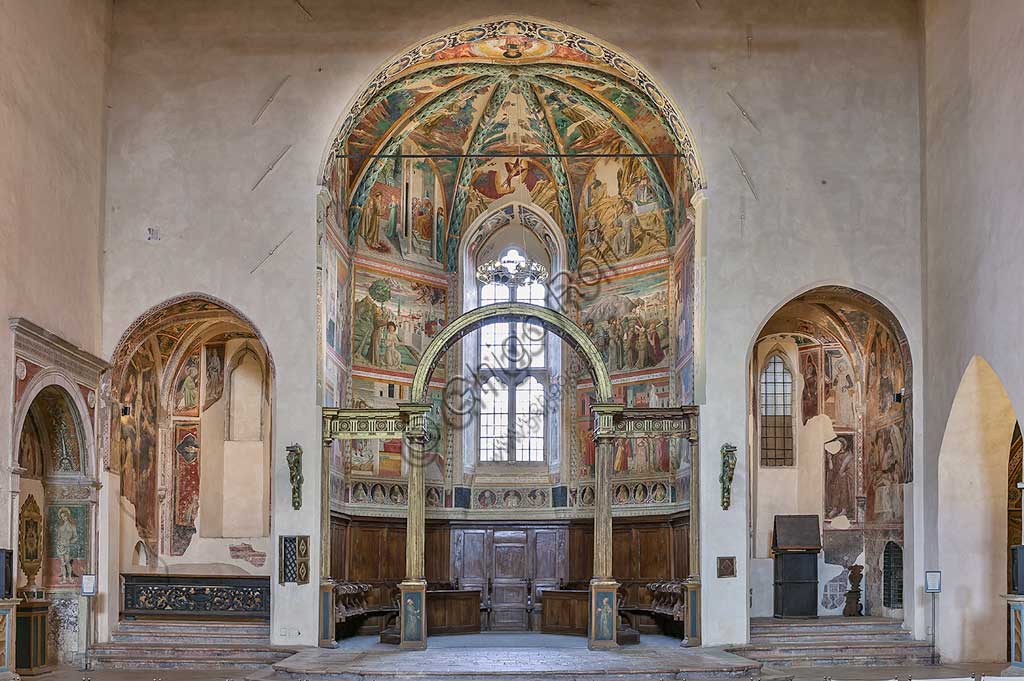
[0,0,110,547]
[936,356,1018,662]
[200,384,226,537]
[922,1,1024,653]
[102,1,923,645]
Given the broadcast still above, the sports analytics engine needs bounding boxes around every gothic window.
[476,247,548,463]
[760,353,794,466]
[883,541,904,609]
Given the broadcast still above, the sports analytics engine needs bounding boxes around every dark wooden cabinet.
[540,589,588,635]
[15,600,49,676]
[426,590,481,634]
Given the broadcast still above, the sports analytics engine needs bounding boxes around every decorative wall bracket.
[720,443,737,510]
[286,444,303,510]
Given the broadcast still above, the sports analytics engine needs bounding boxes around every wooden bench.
[334,581,399,639]
[645,580,688,638]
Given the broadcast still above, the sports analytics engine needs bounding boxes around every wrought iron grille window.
[883,541,904,609]
[760,354,794,466]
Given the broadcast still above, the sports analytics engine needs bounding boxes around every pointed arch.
[936,355,1019,662]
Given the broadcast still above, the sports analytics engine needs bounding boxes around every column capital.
[398,401,432,445]
[591,402,625,442]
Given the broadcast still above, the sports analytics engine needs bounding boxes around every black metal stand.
[930,591,937,665]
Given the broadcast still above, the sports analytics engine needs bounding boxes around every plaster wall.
[935,356,1017,662]
[103,0,923,645]
[923,1,1024,659]
[0,0,110,547]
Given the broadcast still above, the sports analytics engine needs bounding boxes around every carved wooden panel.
[492,530,528,630]
[336,516,686,633]
[613,528,635,579]
[540,589,588,635]
[349,527,386,582]
[568,526,593,583]
[330,518,347,581]
[425,526,450,584]
[383,528,405,581]
[637,528,671,580]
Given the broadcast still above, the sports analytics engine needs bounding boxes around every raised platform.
[249,633,764,681]
[91,620,298,670]
[729,617,933,668]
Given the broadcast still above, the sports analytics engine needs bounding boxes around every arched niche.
[108,294,275,572]
[748,285,913,619]
[13,381,95,620]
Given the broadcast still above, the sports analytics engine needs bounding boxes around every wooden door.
[490,529,529,630]
[530,528,563,629]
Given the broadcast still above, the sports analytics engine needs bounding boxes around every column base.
[319,580,338,648]
[588,579,619,650]
[399,580,428,650]
[681,578,701,647]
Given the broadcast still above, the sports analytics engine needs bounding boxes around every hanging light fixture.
[476,248,548,287]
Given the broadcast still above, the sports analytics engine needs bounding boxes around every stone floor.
[50,635,1014,681]
[258,632,760,680]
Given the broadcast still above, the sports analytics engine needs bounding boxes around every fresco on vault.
[578,158,669,264]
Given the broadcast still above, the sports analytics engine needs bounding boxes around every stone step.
[749,622,909,630]
[738,639,932,657]
[112,630,273,643]
[751,626,907,637]
[745,651,935,668]
[750,631,914,643]
[115,619,271,635]
[90,641,295,671]
[112,620,272,644]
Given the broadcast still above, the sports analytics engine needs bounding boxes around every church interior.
[1,1,1023,679]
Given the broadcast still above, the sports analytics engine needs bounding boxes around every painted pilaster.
[319,440,335,648]
[590,403,622,650]
[399,403,430,650]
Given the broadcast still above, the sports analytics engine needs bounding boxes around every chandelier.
[476,248,548,288]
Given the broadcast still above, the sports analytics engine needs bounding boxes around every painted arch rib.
[347,75,498,243]
[444,78,515,269]
[410,302,612,403]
